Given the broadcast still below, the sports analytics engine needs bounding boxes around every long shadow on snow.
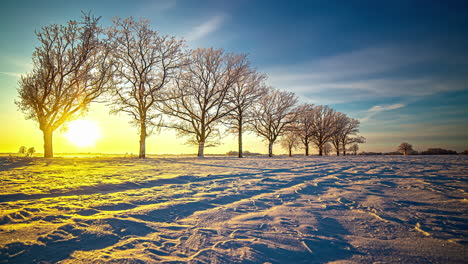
[0,161,350,203]
[131,173,336,224]
[0,218,154,263]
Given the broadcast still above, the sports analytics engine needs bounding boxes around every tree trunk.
[139,122,146,158]
[289,147,292,157]
[43,128,53,158]
[268,141,273,157]
[336,149,340,156]
[198,141,205,157]
[238,119,243,158]
[304,139,309,156]
[318,146,323,156]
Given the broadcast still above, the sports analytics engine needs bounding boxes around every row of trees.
[16,14,365,158]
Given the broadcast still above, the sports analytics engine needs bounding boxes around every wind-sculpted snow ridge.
[0,155,467,263]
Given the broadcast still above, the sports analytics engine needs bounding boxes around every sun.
[64,120,101,147]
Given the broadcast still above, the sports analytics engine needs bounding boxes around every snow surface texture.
[0,155,467,263]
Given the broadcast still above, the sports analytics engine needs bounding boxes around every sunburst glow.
[64,120,100,147]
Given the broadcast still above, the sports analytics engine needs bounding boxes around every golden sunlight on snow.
[64,120,101,147]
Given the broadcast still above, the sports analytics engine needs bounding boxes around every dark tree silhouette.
[18,146,26,156]
[16,13,114,158]
[107,17,185,158]
[252,88,298,157]
[398,142,413,155]
[27,147,36,157]
[160,48,248,157]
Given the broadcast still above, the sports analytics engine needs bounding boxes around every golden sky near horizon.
[2,100,271,155]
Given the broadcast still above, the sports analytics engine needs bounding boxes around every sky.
[1,0,467,155]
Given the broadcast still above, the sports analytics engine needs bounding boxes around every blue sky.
[1,0,467,152]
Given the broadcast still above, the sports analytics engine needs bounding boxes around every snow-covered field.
[0,155,467,263]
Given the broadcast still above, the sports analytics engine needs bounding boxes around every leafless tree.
[340,118,363,155]
[27,147,36,157]
[225,68,267,158]
[398,142,413,155]
[293,103,315,156]
[343,136,366,155]
[309,105,337,156]
[323,142,332,156]
[18,146,27,156]
[348,144,359,155]
[330,112,349,156]
[280,131,300,157]
[16,13,114,158]
[252,88,298,157]
[160,48,248,157]
[330,114,365,156]
[107,17,185,158]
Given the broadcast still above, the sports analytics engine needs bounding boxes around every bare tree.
[252,88,298,157]
[348,144,359,155]
[160,48,248,157]
[343,136,366,155]
[340,118,363,156]
[330,112,349,156]
[225,68,267,158]
[293,103,315,156]
[27,147,36,157]
[398,142,413,155]
[330,114,365,156]
[107,17,185,158]
[18,146,27,156]
[280,131,300,157]
[16,13,114,158]
[309,105,337,156]
[323,142,332,156]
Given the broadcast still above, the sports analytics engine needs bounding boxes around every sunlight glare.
[64,120,101,147]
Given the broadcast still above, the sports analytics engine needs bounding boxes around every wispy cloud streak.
[186,15,225,42]
[361,103,405,122]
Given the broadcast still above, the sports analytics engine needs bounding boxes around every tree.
[252,88,298,157]
[343,136,366,155]
[323,143,332,156]
[330,114,363,156]
[18,146,27,156]
[348,144,359,155]
[398,142,413,155]
[309,105,337,156]
[280,131,300,157]
[16,13,113,158]
[107,17,185,158]
[293,103,315,156]
[160,48,248,157]
[330,112,349,156]
[225,69,267,158]
[27,147,36,157]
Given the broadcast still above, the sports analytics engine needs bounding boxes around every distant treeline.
[360,148,467,155]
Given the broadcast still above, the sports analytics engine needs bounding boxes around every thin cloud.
[266,43,467,105]
[135,0,177,16]
[186,15,225,42]
[368,103,405,112]
[0,71,22,78]
[360,103,405,123]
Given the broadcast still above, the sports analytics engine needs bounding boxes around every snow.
[0,155,467,263]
